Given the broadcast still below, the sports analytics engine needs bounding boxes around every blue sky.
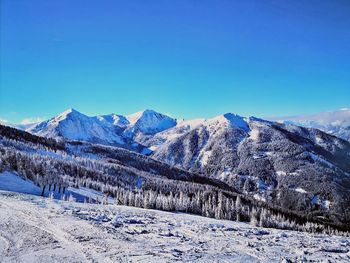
[1,0,349,124]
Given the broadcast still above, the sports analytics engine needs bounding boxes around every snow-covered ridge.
[11,107,350,154]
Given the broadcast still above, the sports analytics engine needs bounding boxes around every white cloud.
[0,118,8,124]
[20,117,45,125]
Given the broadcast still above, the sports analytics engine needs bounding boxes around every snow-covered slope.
[137,118,206,151]
[1,191,349,262]
[97,113,130,129]
[272,108,350,142]
[124,109,177,136]
[0,171,110,203]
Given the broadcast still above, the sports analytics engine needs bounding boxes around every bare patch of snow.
[249,128,260,141]
[200,150,213,166]
[295,188,307,194]
[276,171,287,176]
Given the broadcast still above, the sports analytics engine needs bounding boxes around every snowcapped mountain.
[152,113,249,170]
[27,108,128,146]
[151,113,350,225]
[271,108,350,142]
[137,113,250,152]
[151,113,256,171]
[19,108,178,152]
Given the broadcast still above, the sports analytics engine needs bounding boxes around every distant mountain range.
[269,108,350,142]
[12,108,350,152]
[17,108,177,153]
[4,107,349,229]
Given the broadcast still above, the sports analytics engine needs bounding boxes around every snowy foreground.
[0,191,349,263]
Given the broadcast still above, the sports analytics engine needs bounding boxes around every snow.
[253,153,266,159]
[176,118,205,129]
[0,171,110,204]
[218,168,233,181]
[253,193,267,202]
[256,179,272,191]
[1,190,349,262]
[276,171,287,176]
[209,113,249,131]
[126,110,146,125]
[295,188,307,194]
[311,195,331,210]
[97,114,130,128]
[141,147,153,155]
[125,109,177,135]
[249,128,260,141]
[200,150,213,166]
[28,108,126,146]
[223,113,250,131]
[143,118,205,151]
[0,171,41,196]
[309,153,335,168]
[323,200,331,209]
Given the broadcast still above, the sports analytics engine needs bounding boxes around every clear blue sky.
[1,0,349,124]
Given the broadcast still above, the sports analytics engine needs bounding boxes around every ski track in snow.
[0,191,350,262]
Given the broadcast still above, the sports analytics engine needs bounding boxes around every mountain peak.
[143,109,158,114]
[44,108,89,126]
[56,108,84,120]
[208,113,249,131]
[62,108,78,114]
[126,109,177,135]
[223,113,249,131]
[127,109,170,123]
